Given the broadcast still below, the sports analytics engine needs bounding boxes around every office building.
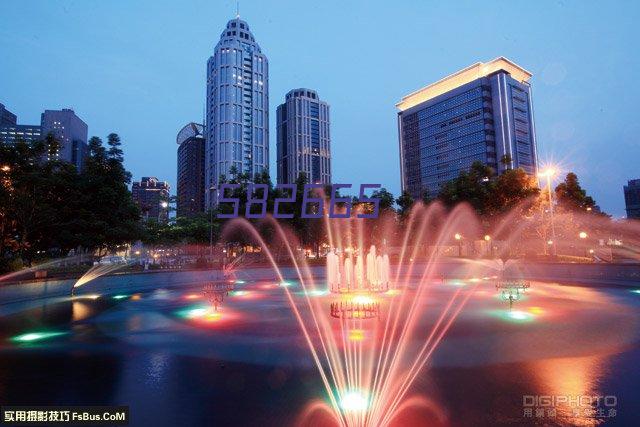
[624,179,640,219]
[177,122,206,217]
[0,103,42,145]
[397,57,538,199]
[41,109,88,171]
[276,89,331,184]
[0,103,17,127]
[205,16,269,206]
[0,124,42,145]
[132,177,170,223]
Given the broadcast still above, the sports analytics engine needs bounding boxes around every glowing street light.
[484,235,491,241]
[538,167,558,256]
[454,233,462,240]
[579,231,588,239]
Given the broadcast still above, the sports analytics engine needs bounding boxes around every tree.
[490,168,540,213]
[395,191,414,218]
[438,161,495,215]
[554,172,599,213]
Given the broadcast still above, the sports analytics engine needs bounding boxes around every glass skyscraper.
[176,122,205,218]
[276,89,331,185]
[205,16,268,206]
[397,57,538,199]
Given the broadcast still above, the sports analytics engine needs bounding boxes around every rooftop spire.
[236,1,240,18]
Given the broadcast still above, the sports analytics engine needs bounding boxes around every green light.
[488,309,535,323]
[175,305,209,319]
[235,280,246,284]
[279,281,293,287]
[11,331,67,343]
[112,295,129,300]
[631,290,640,295]
[230,290,247,297]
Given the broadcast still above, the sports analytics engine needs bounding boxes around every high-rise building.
[132,177,170,223]
[205,16,269,206]
[276,89,331,185]
[0,103,17,126]
[0,103,42,145]
[177,122,206,217]
[41,108,88,171]
[397,57,538,199]
[624,179,640,219]
[0,124,42,145]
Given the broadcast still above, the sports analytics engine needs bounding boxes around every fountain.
[327,245,390,294]
[220,200,487,426]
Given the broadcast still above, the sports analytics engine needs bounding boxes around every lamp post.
[538,168,557,257]
[484,234,492,257]
[209,186,217,259]
[579,231,588,258]
[454,233,463,257]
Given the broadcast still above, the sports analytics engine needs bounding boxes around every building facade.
[0,124,42,145]
[397,57,538,199]
[177,123,206,218]
[205,16,269,206]
[41,109,88,171]
[0,103,42,145]
[132,177,170,223]
[276,89,331,185]
[0,103,17,126]
[624,179,640,219]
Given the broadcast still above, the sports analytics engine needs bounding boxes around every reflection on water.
[0,281,638,426]
[529,355,610,426]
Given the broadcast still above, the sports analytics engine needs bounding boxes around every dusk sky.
[1,0,639,216]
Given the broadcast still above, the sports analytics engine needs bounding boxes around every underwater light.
[351,295,375,304]
[348,329,365,341]
[340,390,369,412]
[11,331,67,343]
[230,290,248,297]
[505,310,535,322]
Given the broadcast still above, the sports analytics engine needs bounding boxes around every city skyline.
[1,1,639,216]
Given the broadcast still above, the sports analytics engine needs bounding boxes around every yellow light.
[351,295,375,305]
[396,57,532,111]
[538,168,557,178]
[454,233,462,240]
[484,235,491,241]
[547,240,553,245]
[589,249,594,254]
[348,329,365,341]
[529,306,544,315]
[579,231,587,239]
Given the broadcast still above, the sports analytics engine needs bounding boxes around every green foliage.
[395,191,414,218]
[0,132,142,271]
[554,172,601,214]
[438,162,539,216]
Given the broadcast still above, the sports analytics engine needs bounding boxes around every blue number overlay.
[216,183,382,219]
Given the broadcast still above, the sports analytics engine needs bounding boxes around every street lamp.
[454,233,463,257]
[579,231,588,239]
[208,186,217,259]
[538,168,558,256]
